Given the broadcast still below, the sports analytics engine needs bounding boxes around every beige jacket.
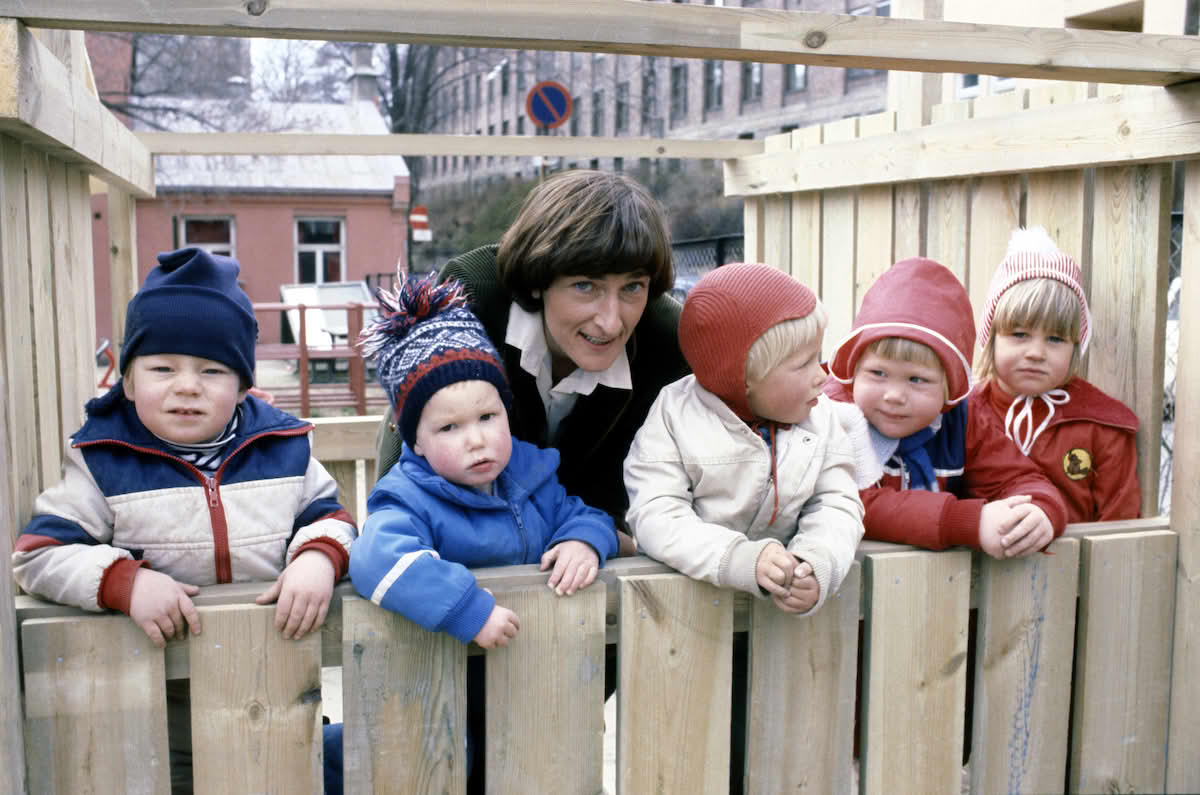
[624,375,865,613]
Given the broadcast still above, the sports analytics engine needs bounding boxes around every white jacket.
[624,375,864,613]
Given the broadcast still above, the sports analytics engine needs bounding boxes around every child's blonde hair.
[860,336,949,399]
[974,277,1084,384]
[745,301,829,385]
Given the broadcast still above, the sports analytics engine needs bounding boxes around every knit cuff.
[723,537,782,597]
[98,558,149,614]
[441,586,497,645]
[939,497,987,550]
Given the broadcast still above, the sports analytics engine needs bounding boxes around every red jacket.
[970,378,1140,523]
[826,380,1069,550]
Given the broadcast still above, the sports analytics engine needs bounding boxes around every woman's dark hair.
[497,170,674,311]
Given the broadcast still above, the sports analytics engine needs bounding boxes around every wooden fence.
[2,4,1199,794]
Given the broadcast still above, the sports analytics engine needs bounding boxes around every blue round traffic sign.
[525,81,572,130]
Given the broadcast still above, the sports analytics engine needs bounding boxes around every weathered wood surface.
[617,574,732,795]
[9,0,1200,85]
[22,615,170,794]
[726,82,1200,196]
[0,364,23,795]
[0,19,154,196]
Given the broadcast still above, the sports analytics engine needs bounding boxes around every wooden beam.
[0,19,154,197]
[725,82,1200,197]
[7,1,1200,86]
[137,131,762,160]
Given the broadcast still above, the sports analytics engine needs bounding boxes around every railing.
[10,415,1179,793]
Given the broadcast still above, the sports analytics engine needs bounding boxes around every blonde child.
[971,226,1140,522]
[824,256,1069,558]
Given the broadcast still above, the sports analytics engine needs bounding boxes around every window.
[956,73,981,99]
[501,61,510,96]
[571,96,581,136]
[785,63,807,93]
[616,81,630,132]
[516,52,527,93]
[178,217,234,256]
[592,90,605,135]
[488,124,495,165]
[670,63,688,123]
[295,219,344,284]
[741,62,762,103]
[703,60,723,112]
[846,1,890,80]
[614,157,624,172]
[517,116,526,135]
[502,120,509,136]
[641,58,659,129]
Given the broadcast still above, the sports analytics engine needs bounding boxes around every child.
[11,247,356,793]
[824,256,1070,558]
[624,262,865,612]
[623,263,866,795]
[349,276,618,788]
[972,227,1140,522]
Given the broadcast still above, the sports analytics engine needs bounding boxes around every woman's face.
[539,272,650,376]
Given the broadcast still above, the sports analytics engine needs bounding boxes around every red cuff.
[98,558,149,614]
[295,538,349,580]
[939,497,987,550]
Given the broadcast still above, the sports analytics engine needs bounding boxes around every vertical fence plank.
[68,168,97,410]
[24,146,62,492]
[0,365,24,794]
[1167,160,1200,793]
[820,118,860,352]
[966,91,1025,314]
[486,583,605,793]
[855,113,898,314]
[342,595,468,795]
[22,615,169,794]
[925,100,972,283]
[190,604,323,795]
[970,538,1079,794]
[761,132,793,273]
[107,186,139,365]
[618,574,732,795]
[742,196,764,264]
[0,135,39,541]
[747,561,859,794]
[1070,530,1177,793]
[862,549,970,795]
[789,125,823,294]
[325,460,360,527]
[1089,163,1170,516]
[46,159,83,437]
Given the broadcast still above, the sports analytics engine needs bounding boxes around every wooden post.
[347,303,366,415]
[0,370,25,795]
[298,304,310,417]
[107,187,139,361]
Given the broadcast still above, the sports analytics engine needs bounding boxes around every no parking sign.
[525,80,572,130]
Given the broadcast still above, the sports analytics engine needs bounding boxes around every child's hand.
[996,504,1054,558]
[540,540,600,596]
[255,550,336,639]
[129,568,202,648]
[772,560,820,614]
[980,495,1039,559]
[755,542,797,599]
[474,604,520,649]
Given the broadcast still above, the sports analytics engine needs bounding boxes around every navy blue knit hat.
[359,274,511,448]
[120,247,258,387]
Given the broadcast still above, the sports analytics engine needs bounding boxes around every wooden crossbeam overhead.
[725,82,1200,196]
[5,0,1200,86]
[0,20,154,196]
[137,131,763,160]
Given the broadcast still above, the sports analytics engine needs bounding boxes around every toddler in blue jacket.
[350,275,618,647]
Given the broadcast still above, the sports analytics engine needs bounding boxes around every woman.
[375,169,689,554]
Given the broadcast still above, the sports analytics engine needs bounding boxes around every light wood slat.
[820,118,859,353]
[854,112,897,313]
[106,186,138,364]
[761,133,793,273]
[67,166,96,413]
[966,91,1024,316]
[22,615,169,794]
[485,583,606,792]
[1088,163,1170,516]
[926,100,971,284]
[787,125,823,293]
[743,196,764,265]
[46,158,82,435]
[0,20,154,197]
[341,595,468,794]
[324,460,359,527]
[746,562,859,794]
[11,0,1200,85]
[1070,530,1177,793]
[0,363,24,795]
[861,549,970,795]
[725,82,1200,197]
[190,604,323,795]
[0,134,38,534]
[23,145,60,491]
[969,539,1080,794]
[139,130,762,160]
[1167,159,1200,793]
[891,100,926,261]
[310,415,386,463]
[617,574,732,795]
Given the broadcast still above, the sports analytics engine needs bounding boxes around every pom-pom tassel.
[357,271,470,361]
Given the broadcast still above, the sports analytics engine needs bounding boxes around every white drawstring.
[1003,389,1070,455]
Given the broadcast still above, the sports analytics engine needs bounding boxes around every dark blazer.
[375,244,690,529]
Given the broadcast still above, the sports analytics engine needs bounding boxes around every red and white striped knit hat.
[977,226,1092,355]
